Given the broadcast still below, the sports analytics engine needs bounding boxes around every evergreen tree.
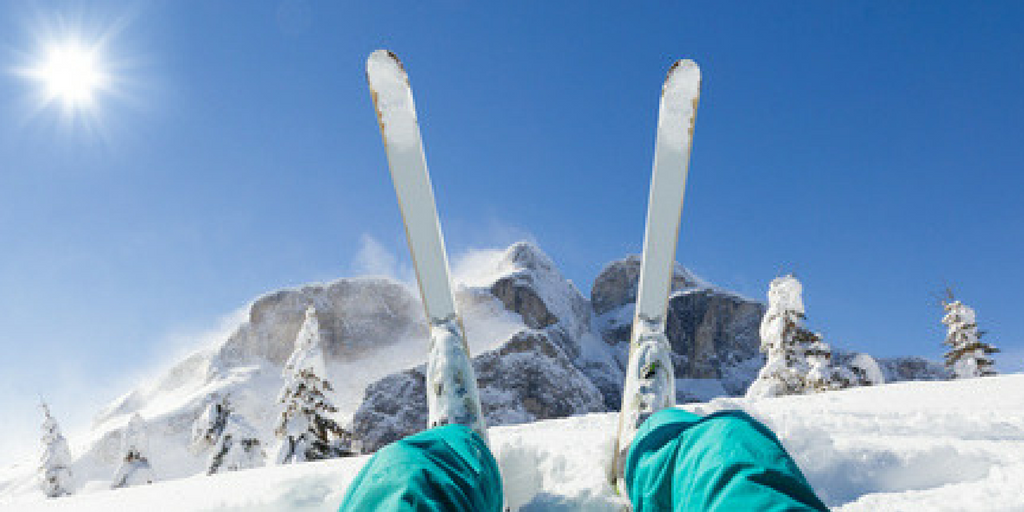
[208,415,265,474]
[191,394,266,474]
[942,293,998,378]
[39,403,73,498]
[803,339,836,392]
[190,394,230,453]
[274,306,356,464]
[747,275,828,397]
[111,414,155,488]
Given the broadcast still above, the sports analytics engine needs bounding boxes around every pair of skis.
[366,49,700,489]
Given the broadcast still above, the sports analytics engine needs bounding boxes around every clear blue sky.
[1,1,1022,460]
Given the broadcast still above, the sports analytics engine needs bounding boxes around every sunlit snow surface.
[5,375,1024,511]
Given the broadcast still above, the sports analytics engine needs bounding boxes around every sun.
[28,39,108,111]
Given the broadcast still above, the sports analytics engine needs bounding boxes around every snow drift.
[4,375,1023,511]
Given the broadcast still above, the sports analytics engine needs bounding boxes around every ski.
[366,49,488,442]
[610,59,701,490]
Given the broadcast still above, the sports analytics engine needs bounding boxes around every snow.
[849,353,886,385]
[283,307,327,378]
[365,49,418,150]
[425,318,488,441]
[766,275,805,318]
[656,59,700,151]
[7,374,1023,511]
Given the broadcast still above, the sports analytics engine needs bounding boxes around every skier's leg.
[624,408,828,512]
[339,424,502,512]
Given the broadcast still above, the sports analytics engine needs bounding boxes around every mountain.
[350,242,774,451]
[589,256,766,407]
[0,241,948,498]
[352,242,609,451]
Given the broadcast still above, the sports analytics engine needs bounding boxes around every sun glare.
[29,40,107,111]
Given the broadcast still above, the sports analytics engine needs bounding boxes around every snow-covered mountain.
[351,242,609,451]
[6,374,1023,511]
[0,241,948,500]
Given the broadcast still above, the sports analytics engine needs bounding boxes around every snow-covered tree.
[747,276,887,397]
[803,339,836,393]
[191,394,230,453]
[274,306,356,464]
[191,394,266,474]
[111,414,155,488]
[39,403,73,498]
[942,296,998,378]
[747,275,836,397]
[847,353,886,386]
[208,415,265,474]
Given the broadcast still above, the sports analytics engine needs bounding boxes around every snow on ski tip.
[657,59,701,157]
[663,59,701,100]
[366,49,420,150]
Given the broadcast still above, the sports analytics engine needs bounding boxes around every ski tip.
[366,49,408,91]
[666,59,700,82]
[368,49,405,71]
[663,59,701,100]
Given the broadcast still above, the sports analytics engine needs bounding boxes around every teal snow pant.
[625,409,828,511]
[339,410,828,511]
[339,424,502,511]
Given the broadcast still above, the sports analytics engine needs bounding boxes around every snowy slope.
[5,375,1023,511]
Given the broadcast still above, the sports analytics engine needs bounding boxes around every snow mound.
[7,375,1023,511]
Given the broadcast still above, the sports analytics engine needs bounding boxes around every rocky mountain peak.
[216,277,423,369]
[591,255,702,316]
[500,241,557,275]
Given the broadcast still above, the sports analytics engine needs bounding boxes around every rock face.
[591,257,767,407]
[351,329,606,452]
[475,330,604,424]
[877,356,951,382]
[665,289,765,391]
[94,277,428,437]
[591,255,701,316]
[350,248,779,444]
[486,242,594,362]
[351,242,620,451]
[490,278,559,329]
[217,278,424,367]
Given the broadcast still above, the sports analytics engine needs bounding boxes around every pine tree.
[208,416,266,474]
[274,306,356,464]
[39,403,74,498]
[942,293,998,378]
[191,394,266,474]
[747,275,826,397]
[111,414,155,488]
[803,338,836,392]
[191,394,230,453]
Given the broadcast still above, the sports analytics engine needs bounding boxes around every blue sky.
[1,1,1022,461]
